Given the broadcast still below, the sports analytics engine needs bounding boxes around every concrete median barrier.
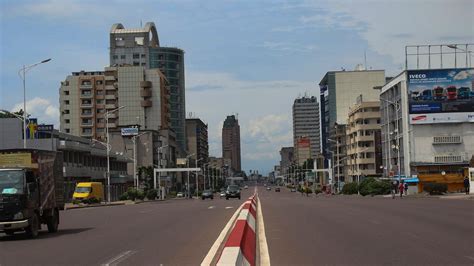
[217,195,258,266]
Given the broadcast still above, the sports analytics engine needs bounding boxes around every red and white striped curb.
[217,194,258,266]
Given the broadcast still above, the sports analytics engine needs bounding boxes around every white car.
[244,185,248,189]
[177,192,184,198]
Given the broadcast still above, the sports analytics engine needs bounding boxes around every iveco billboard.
[408,68,474,124]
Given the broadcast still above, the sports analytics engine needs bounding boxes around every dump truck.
[0,149,64,238]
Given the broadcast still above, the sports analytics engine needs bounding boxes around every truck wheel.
[47,209,59,233]
[26,213,40,238]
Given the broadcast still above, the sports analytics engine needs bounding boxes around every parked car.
[226,185,241,200]
[266,186,271,191]
[275,187,280,192]
[290,188,297,192]
[201,190,213,200]
[219,191,226,198]
[73,182,104,203]
[177,192,184,198]
[244,185,248,189]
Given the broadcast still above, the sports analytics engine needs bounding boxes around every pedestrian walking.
[391,181,397,199]
[305,187,309,197]
[464,176,470,195]
[398,181,404,198]
[404,182,408,196]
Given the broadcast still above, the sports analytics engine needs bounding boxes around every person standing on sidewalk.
[399,181,404,198]
[464,176,470,195]
[404,182,409,196]
[391,181,397,199]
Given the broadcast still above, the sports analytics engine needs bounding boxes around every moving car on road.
[225,185,241,200]
[73,182,104,203]
[266,186,271,191]
[201,190,213,200]
[177,192,184,198]
[275,187,280,192]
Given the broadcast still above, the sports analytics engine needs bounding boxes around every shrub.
[359,177,391,196]
[342,183,359,195]
[86,197,100,204]
[423,183,448,195]
[119,192,129,201]
[126,188,139,201]
[168,191,177,197]
[136,190,145,200]
[146,189,158,200]
[314,188,322,194]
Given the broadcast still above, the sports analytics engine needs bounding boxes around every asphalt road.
[260,187,474,266]
[0,189,254,266]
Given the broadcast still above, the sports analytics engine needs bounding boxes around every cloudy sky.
[1,0,473,174]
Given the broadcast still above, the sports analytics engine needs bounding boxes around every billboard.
[408,68,474,124]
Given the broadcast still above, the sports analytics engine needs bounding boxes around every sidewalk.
[380,192,474,200]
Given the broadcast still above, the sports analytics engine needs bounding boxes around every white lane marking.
[208,206,216,209]
[102,250,136,266]
[201,202,246,266]
[225,206,234,209]
[257,196,271,266]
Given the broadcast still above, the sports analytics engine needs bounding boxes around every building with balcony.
[59,66,170,141]
[346,97,383,182]
[109,22,186,155]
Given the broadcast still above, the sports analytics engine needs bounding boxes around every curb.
[217,194,258,266]
[65,199,166,210]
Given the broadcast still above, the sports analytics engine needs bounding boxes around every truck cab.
[446,86,457,100]
[0,150,64,238]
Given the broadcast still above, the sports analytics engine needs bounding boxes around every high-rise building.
[59,66,170,140]
[292,96,320,160]
[346,97,383,182]
[279,147,294,174]
[222,115,241,172]
[109,22,186,154]
[185,118,209,167]
[319,69,386,183]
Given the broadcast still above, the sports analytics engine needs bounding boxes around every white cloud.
[454,70,474,80]
[297,0,474,66]
[11,97,59,127]
[186,71,315,172]
[261,41,318,53]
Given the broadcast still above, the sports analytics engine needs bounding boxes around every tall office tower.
[109,22,186,154]
[59,66,170,140]
[222,115,241,172]
[185,118,209,167]
[292,96,321,161]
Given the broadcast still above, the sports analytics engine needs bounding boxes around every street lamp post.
[195,158,204,197]
[202,163,210,190]
[106,106,125,202]
[18,58,51,148]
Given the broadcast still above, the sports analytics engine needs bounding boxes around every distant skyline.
[1,0,473,174]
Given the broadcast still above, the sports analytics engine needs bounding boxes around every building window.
[96,90,104,95]
[64,100,70,105]
[64,91,70,95]
[65,119,70,124]
[96,99,104,104]
[112,55,118,60]
[96,80,103,85]
[135,37,144,46]
[63,109,70,114]
[133,53,140,59]
[65,129,70,133]
[141,54,146,58]
[133,62,140,66]
[97,109,105,114]
[120,55,126,59]
[97,118,105,123]
[141,63,146,66]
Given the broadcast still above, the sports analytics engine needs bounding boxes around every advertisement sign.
[297,137,311,148]
[408,68,474,124]
[121,127,139,136]
[26,118,38,139]
[37,124,54,132]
